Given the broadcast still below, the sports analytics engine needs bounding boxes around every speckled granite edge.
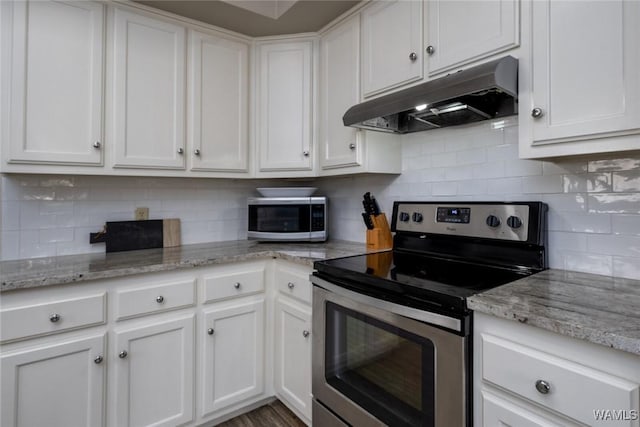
[0,240,374,292]
[468,269,640,356]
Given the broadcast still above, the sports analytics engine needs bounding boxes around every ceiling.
[134,0,361,37]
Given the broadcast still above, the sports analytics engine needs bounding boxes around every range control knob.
[412,212,424,223]
[507,216,523,229]
[486,215,501,228]
[399,212,410,222]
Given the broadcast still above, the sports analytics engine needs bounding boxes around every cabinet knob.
[531,107,544,118]
[177,148,184,154]
[156,295,164,303]
[349,143,356,150]
[194,149,201,156]
[302,330,310,338]
[303,151,310,157]
[118,350,128,359]
[207,328,215,335]
[409,52,418,61]
[234,282,241,289]
[49,313,61,323]
[94,355,103,364]
[426,45,435,55]
[288,282,295,289]
[93,141,101,149]
[535,379,551,394]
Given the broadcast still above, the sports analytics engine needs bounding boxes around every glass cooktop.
[313,250,533,317]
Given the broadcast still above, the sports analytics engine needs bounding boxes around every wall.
[2,118,639,280]
[317,118,640,280]
[0,175,264,260]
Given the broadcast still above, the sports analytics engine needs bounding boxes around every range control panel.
[394,203,530,242]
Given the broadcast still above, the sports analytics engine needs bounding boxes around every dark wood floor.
[217,400,307,427]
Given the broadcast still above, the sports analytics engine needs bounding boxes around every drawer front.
[203,268,264,303]
[482,334,640,426]
[276,265,312,304]
[115,279,196,320]
[0,293,106,342]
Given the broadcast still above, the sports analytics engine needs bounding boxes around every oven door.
[312,278,468,427]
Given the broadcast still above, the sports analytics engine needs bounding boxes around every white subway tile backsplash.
[563,252,613,276]
[588,157,640,172]
[562,173,611,193]
[587,234,640,257]
[612,171,640,192]
[542,159,588,175]
[548,211,611,234]
[487,177,522,195]
[612,215,640,236]
[588,193,640,214]
[505,159,543,177]
[522,175,563,194]
[613,256,640,280]
[39,228,74,244]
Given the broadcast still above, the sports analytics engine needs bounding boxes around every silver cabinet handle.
[194,149,201,156]
[288,282,295,289]
[234,282,241,289]
[156,295,164,303]
[535,379,551,394]
[409,52,417,61]
[349,143,356,150]
[207,328,214,335]
[302,151,310,157]
[119,350,128,359]
[531,107,544,118]
[426,45,435,55]
[302,330,310,338]
[49,313,61,323]
[93,141,101,149]
[177,148,184,154]
[94,355,103,364]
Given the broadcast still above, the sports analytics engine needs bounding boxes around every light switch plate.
[135,207,149,221]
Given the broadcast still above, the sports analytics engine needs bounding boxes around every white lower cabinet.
[1,333,106,427]
[274,296,312,423]
[200,298,265,417]
[474,312,640,427]
[111,314,195,427]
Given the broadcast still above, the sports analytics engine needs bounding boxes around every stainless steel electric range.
[311,201,548,427]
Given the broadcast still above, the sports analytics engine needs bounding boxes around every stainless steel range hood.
[343,56,518,134]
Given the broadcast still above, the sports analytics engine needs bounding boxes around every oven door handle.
[311,276,462,332]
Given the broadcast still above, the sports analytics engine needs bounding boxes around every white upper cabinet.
[4,0,104,166]
[426,0,519,76]
[519,0,640,159]
[361,0,422,97]
[320,16,361,170]
[256,40,314,173]
[111,7,186,169]
[188,30,249,173]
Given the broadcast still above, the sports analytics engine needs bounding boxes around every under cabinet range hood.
[343,56,518,134]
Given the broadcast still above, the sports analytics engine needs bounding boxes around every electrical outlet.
[135,207,149,221]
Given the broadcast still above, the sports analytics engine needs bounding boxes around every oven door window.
[325,302,435,427]
[248,205,310,232]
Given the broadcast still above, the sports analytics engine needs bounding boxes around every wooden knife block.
[366,213,393,250]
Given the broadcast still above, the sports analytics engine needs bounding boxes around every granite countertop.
[0,240,371,292]
[468,269,640,356]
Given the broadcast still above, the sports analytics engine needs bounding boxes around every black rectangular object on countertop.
[105,220,163,253]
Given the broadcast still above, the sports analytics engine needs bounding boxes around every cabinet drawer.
[115,279,196,320]
[276,266,312,304]
[482,334,640,426]
[0,293,106,342]
[203,268,264,303]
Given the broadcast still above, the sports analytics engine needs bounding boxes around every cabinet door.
[111,314,194,427]
[200,299,265,416]
[6,0,104,165]
[257,41,313,172]
[275,297,311,421]
[112,8,186,169]
[426,0,518,76]
[320,16,362,170]
[1,334,106,427]
[520,0,640,158]
[189,30,249,172]
[361,0,422,97]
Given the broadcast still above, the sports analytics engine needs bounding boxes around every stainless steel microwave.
[247,197,328,242]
